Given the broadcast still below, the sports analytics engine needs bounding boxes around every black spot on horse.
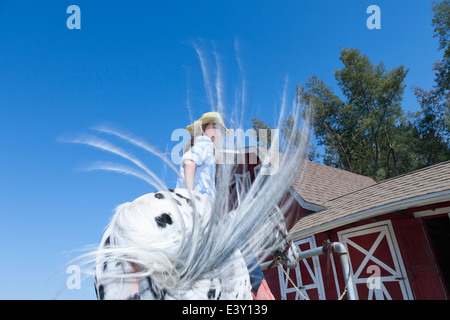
[98,284,105,300]
[127,293,141,300]
[176,192,192,205]
[175,192,186,199]
[155,213,173,228]
[94,278,98,298]
[146,276,166,300]
[207,288,216,299]
[154,193,165,199]
[144,277,159,298]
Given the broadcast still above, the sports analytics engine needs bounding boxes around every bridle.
[267,237,292,269]
[266,213,294,269]
[264,206,295,269]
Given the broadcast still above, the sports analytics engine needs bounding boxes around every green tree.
[251,116,319,161]
[431,0,450,98]
[413,1,450,139]
[297,48,410,181]
[411,87,450,168]
[251,117,274,148]
[409,0,450,169]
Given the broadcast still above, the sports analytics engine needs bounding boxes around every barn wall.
[263,201,450,300]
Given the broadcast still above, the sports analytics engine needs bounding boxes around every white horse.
[94,188,300,300]
[64,108,310,300]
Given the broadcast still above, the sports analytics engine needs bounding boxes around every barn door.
[338,220,413,300]
[393,218,448,300]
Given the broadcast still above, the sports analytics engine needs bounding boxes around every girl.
[176,112,231,203]
[176,112,274,300]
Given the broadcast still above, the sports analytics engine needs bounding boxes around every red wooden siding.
[393,218,448,300]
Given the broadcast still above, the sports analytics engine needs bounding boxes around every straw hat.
[186,112,234,136]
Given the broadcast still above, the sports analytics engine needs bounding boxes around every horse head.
[269,207,300,269]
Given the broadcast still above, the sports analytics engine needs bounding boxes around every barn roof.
[290,161,376,207]
[251,147,376,208]
[290,160,450,239]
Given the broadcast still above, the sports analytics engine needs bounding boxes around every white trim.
[278,236,326,300]
[413,206,450,218]
[288,186,326,212]
[337,220,414,300]
[329,247,341,298]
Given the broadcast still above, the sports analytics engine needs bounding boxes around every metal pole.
[330,242,357,300]
[261,241,357,300]
[296,246,324,260]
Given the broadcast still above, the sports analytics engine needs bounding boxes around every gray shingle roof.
[289,161,450,239]
[291,161,376,206]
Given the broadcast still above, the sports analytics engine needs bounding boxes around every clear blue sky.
[0,0,442,299]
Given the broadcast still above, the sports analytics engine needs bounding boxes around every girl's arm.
[184,159,196,190]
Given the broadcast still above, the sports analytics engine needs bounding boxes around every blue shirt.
[176,136,216,203]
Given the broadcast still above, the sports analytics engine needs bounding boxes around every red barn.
[230,149,450,300]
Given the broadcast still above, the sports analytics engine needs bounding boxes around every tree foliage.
[297,48,412,180]
[431,0,450,97]
[409,0,450,169]
[253,2,450,180]
[251,116,319,161]
[297,45,450,181]
[251,117,274,148]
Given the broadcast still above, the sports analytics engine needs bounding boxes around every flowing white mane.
[66,105,309,299]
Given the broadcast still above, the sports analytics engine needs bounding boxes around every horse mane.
[64,102,312,296]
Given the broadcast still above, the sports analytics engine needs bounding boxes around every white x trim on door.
[338,220,413,300]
